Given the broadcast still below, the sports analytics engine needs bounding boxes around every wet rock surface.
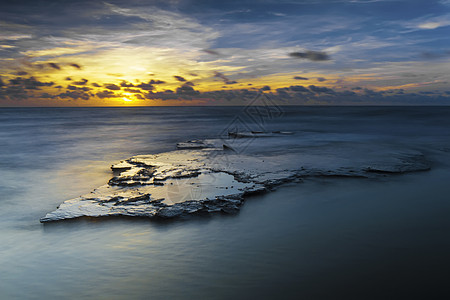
[40,135,431,222]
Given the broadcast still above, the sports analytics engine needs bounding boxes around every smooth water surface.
[1,106,450,299]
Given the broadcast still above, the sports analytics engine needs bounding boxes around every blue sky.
[0,0,449,105]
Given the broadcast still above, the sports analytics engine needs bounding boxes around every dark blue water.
[1,106,450,299]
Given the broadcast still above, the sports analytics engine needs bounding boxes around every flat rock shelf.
[40,135,431,222]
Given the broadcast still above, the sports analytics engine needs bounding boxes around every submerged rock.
[40,135,431,223]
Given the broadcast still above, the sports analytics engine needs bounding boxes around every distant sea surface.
[1,106,450,299]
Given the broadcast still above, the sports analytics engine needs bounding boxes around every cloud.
[316,77,327,82]
[214,71,238,84]
[70,63,82,69]
[58,90,90,100]
[104,83,121,90]
[40,92,56,99]
[8,76,54,89]
[401,13,450,31]
[176,84,200,96]
[0,34,32,41]
[149,79,166,84]
[1,85,29,100]
[289,85,310,93]
[308,85,336,94]
[32,80,444,105]
[67,85,91,91]
[47,62,61,70]
[289,50,330,61]
[136,81,154,90]
[73,78,88,85]
[96,90,118,99]
[260,85,271,91]
[420,50,450,59]
[123,88,142,93]
[418,22,446,29]
[1,1,449,105]
[120,81,135,87]
[120,79,165,89]
[173,75,187,82]
[203,49,220,55]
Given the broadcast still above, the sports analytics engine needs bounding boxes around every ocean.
[1,106,450,299]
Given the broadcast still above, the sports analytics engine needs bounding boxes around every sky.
[0,0,449,106]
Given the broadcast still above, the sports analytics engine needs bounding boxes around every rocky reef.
[40,133,431,222]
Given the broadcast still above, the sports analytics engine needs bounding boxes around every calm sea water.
[1,106,450,299]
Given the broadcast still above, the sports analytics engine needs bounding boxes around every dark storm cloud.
[70,63,82,69]
[65,77,72,81]
[47,63,61,70]
[184,81,195,86]
[214,71,237,84]
[293,76,308,80]
[73,78,88,85]
[16,71,28,76]
[0,78,4,87]
[316,77,327,82]
[173,75,187,82]
[289,51,330,61]
[104,83,121,90]
[91,82,101,87]
[260,85,271,91]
